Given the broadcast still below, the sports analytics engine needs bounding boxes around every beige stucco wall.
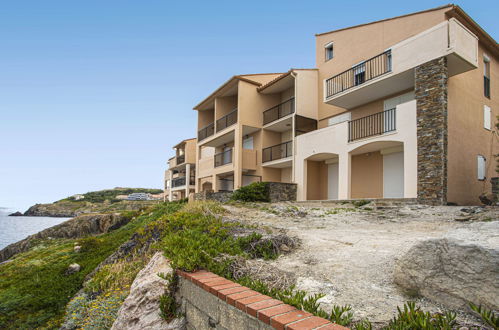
[351,151,383,198]
[184,139,197,164]
[198,109,214,128]
[447,43,499,205]
[295,70,319,120]
[315,7,450,120]
[306,160,328,200]
[295,100,418,201]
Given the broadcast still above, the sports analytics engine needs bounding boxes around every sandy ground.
[224,202,499,327]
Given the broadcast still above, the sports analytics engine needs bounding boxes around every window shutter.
[484,105,491,130]
[477,155,486,180]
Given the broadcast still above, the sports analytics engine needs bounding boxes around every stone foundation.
[194,182,297,203]
[415,57,448,205]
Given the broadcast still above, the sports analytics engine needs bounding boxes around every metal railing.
[348,108,396,142]
[216,109,238,132]
[171,176,195,188]
[262,141,292,163]
[263,98,295,125]
[176,154,185,165]
[325,50,392,98]
[214,148,233,167]
[198,122,214,141]
[171,177,186,188]
[484,76,490,98]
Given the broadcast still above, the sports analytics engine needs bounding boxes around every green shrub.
[159,272,181,321]
[231,182,270,202]
[352,200,370,208]
[469,303,498,329]
[386,301,456,330]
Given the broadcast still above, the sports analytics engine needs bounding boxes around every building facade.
[183,5,497,205]
[164,138,196,201]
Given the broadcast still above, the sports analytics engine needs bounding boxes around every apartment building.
[164,138,196,201]
[190,4,497,205]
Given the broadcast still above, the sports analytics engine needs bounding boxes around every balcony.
[263,98,295,125]
[348,108,396,142]
[176,154,185,165]
[214,148,233,167]
[263,141,292,163]
[198,123,215,142]
[324,19,478,109]
[171,176,195,188]
[216,109,237,132]
[326,51,392,99]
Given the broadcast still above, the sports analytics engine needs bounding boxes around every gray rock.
[74,245,81,253]
[66,263,81,275]
[394,224,499,311]
[111,252,185,330]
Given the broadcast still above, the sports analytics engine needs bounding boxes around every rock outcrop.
[8,211,23,216]
[394,222,499,311]
[0,213,130,262]
[111,252,185,330]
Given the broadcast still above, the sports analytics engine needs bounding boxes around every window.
[484,55,490,98]
[353,62,366,86]
[325,42,334,61]
[484,105,491,130]
[477,155,486,181]
[242,136,253,149]
[328,112,351,126]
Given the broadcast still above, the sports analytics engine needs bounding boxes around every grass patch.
[0,202,181,329]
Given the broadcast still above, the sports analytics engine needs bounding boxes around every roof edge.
[257,68,317,92]
[315,4,454,37]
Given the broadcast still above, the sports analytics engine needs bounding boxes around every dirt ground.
[224,201,499,328]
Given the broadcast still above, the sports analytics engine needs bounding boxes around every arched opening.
[305,153,339,200]
[201,181,213,193]
[350,141,404,199]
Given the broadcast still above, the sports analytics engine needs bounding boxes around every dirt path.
[224,202,498,326]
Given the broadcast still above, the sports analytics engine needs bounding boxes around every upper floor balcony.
[263,98,295,126]
[198,123,215,142]
[171,176,195,189]
[216,109,238,132]
[214,148,233,168]
[324,18,478,109]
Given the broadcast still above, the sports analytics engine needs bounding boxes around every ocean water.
[0,208,70,250]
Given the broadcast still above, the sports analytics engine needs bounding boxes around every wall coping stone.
[177,269,349,330]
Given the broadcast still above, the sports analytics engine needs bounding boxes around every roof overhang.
[193,76,261,111]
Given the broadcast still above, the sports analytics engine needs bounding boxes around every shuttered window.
[477,155,486,181]
[483,105,491,130]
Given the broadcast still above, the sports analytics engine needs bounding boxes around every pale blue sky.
[0,1,497,211]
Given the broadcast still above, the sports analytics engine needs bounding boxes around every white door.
[383,91,415,110]
[327,163,339,200]
[383,151,404,198]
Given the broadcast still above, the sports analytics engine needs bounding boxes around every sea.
[0,208,70,250]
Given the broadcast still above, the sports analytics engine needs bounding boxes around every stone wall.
[193,191,233,203]
[194,182,297,203]
[415,57,448,205]
[267,183,297,202]
[491,177,499,201]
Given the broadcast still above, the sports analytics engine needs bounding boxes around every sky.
[0,0,497,211]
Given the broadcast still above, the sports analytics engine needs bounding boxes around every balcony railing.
[198,122,215,142]
[171,176,195,188]
[348,108,396,142]
[484,76,490,98]
[262,141,292,163]
[263,98,295,125]
[214,148,233,167]
[325,50,392,98]
[176,154,185,165]
[216,109,238,132]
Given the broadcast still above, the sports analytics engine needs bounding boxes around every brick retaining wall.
[177,270,348,330]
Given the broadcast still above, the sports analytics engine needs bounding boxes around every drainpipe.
[290,71,298,183]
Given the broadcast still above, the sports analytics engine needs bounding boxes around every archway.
[305,153,339,200]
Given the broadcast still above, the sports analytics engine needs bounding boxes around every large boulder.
[0,213,130,262]
[394,222,499,311]
[111,252,185,330]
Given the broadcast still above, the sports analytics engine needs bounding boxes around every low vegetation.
[63,187,163,203]
[0,203,179,329]
[231,182,270,202]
